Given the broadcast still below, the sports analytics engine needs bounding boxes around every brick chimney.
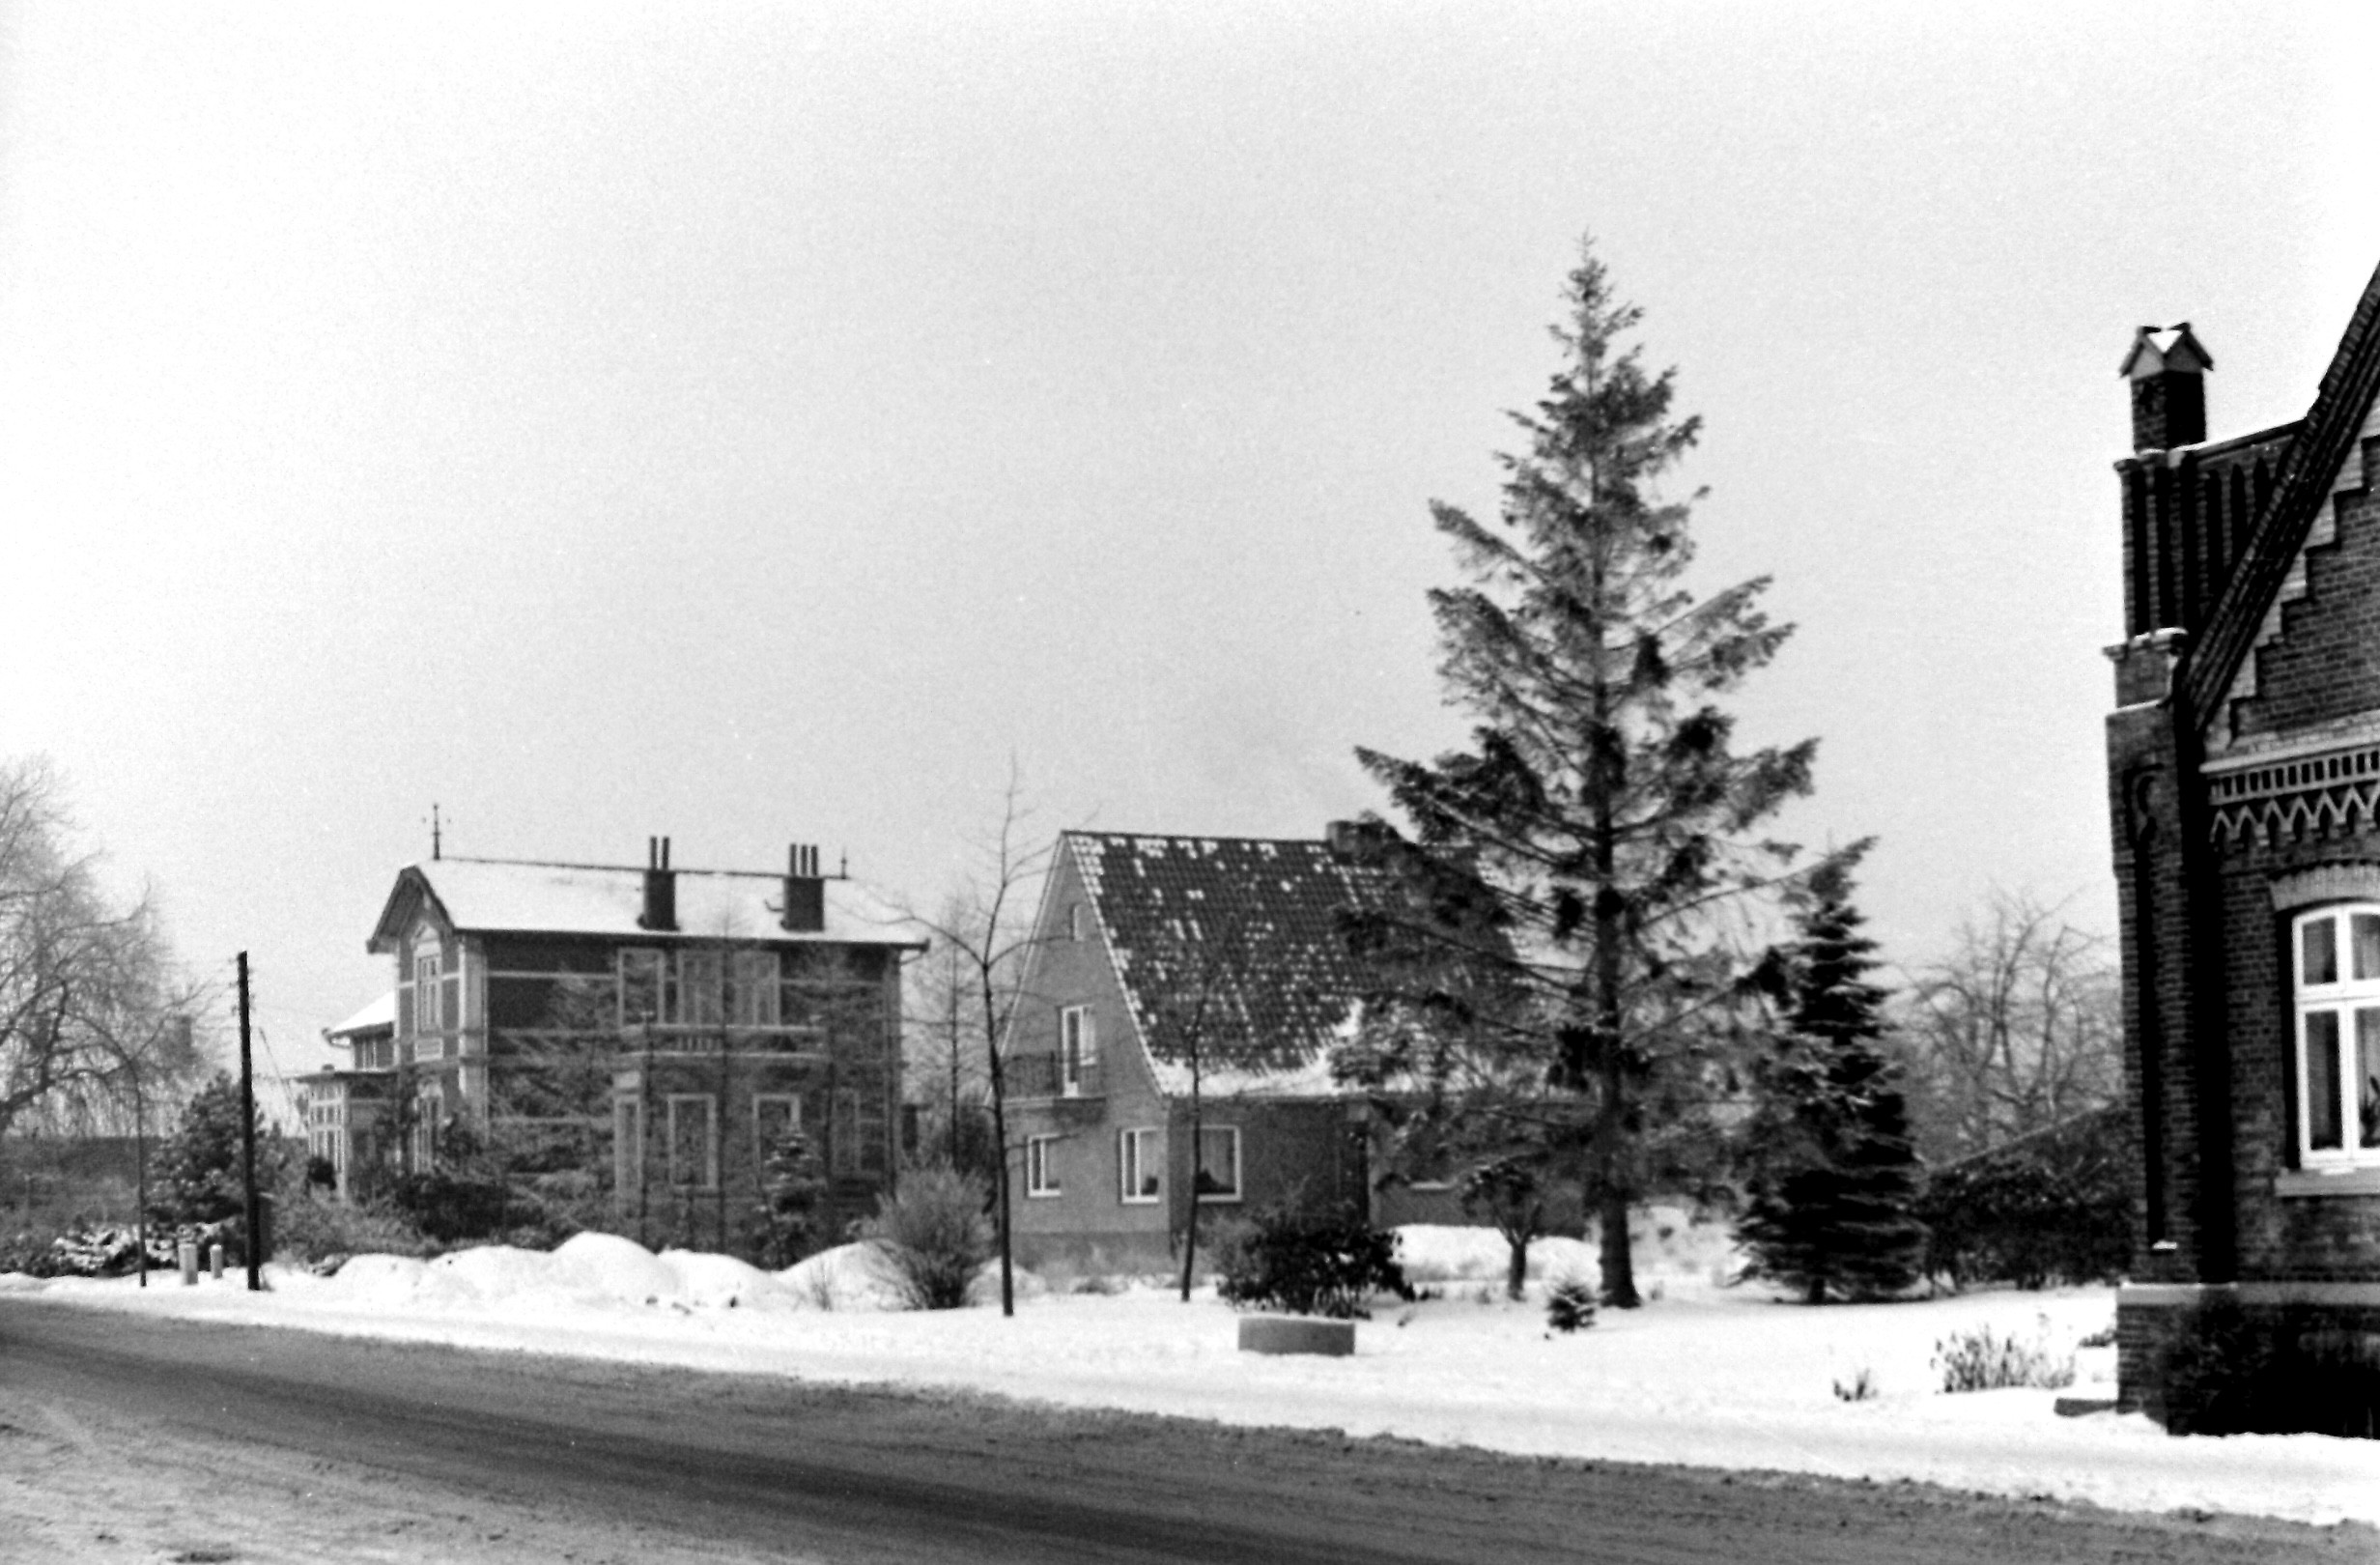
[1324,818,1396,867]
[638,837,677,931]
[779,842,825,933]
[2121,323,2213,452]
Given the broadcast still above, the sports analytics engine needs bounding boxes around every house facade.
[2107,269,2380,1418]
[309,839,920,1252]
[300,992,396,1200]
[1003,827,1463,1273]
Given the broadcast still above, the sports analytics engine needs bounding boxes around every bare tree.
[1897,890,2120,1163]
[1,757,209,1145]
[901,892,991,1174]
[889,765,1054,1317]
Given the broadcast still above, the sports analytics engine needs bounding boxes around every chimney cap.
[2120,322,2215,380]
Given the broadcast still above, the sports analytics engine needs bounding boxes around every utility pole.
[238,952,261,1292]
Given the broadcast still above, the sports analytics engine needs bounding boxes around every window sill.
[1196,1194,1243,1205]
[1119,1196,1160,1207]
[2275,1166,2380,1197]
[1025,1189,1062,1201]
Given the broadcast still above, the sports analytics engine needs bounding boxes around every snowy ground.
[10,1210,2379,1528]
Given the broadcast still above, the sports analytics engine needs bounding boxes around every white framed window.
[1027,1134,1062,1198]
[1067,903,1085,941]
[619,949,665,1026]
[733,952,782,1027]
[1194,1124,1242,1203]
[1061,1006,1095,1096]
[414,952,441,1035]
[671,951,724,1027]
[2293,907,2380,1169]
[752,1093,802,1165]
[612,1098,644,1203]
[1119,1126,1160,1204]
[666,1095,718,1188]
[412,1083,443,1171]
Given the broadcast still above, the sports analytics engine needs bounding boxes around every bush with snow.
[859,1166,993,1310]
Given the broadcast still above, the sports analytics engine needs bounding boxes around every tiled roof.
[1068,832,1391,1098]
[369,859,922,952]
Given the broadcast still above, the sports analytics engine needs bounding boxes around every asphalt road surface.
[3,1299,2372,1564]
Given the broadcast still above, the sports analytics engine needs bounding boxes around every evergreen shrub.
[2158,1299,2380,1439]
[1214,1205,1411,1320]
[1915,1108,2129,1290]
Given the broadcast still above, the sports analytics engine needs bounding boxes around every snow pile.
[11,1230,2380,1528]
[1396,1204,1739,1295]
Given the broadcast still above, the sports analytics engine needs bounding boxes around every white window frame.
[619,948,665,1027]
[2292,906,2380,1169]
[752,1092,802,1165]
[666,1094,719,1189]
[1061,1006,1094,1096]
[414,951,441,1036]
[1119,1126,1160,1204]
[733,951,782,1027]
[1193,1124,1242,1204]
[1026,1134,1062,1198]
[613,1098,644,1202]
[672,950,723,1028]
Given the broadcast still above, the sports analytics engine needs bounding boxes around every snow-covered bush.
[1931,1319,2073,1393]
[1215,1206,1411,1320]
[859,1165,992,1309]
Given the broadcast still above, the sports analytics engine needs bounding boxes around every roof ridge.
[438,855,793,881]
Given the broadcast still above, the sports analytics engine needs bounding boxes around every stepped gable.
[2186,259,2380,734]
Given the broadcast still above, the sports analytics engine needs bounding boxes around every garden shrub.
[2158,1299,2380,1439]
[859,1164,993,1310]
[1916,1108,2129,1290]
[1214,1205,1412,1320]
[1931,1319,2074,1392]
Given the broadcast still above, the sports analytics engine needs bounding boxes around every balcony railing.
[1006,1053,1104,1101]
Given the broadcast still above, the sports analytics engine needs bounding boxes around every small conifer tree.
[1736,867,1927,1302]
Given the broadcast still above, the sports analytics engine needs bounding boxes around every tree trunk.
[980,969,1013,1318]
[1178,1066,1202,1302]
[1504,1231,1527,1301]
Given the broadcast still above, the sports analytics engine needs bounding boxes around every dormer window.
[2292,907,2380,1168]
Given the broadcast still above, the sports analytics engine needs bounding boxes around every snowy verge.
[7,1228,2377,1529]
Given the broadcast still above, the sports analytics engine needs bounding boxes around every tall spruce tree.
[1736,867,1927,1302]
[1358,235,1833,1307]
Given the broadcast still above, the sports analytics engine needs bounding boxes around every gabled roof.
[1065,831,1394,1098]
[367,857,922,953]
[2186,261,2380,728]
[326,991,395,1041]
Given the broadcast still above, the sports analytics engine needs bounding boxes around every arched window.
[2292,906,2380,1168]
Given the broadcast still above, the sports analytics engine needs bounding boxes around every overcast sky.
[3,4,2373,1082]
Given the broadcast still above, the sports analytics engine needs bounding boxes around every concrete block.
[1237,1314,1355,1356]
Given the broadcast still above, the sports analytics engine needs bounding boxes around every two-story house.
[2107,267,2380,1422]
[312,838,921,1251]
[1002,825,1465,1273]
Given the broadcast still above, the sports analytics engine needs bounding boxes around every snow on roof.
[326,991,395,1040]
[379,858,924,949]
[1066,832,1396,1100]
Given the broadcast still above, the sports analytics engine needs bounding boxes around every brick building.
[1002,827,1464,1273]
[2107,269,2380,1418]
[306,839,920,1251]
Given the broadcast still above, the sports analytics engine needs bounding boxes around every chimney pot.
[639,836,677,931]
[781,841,826,932]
